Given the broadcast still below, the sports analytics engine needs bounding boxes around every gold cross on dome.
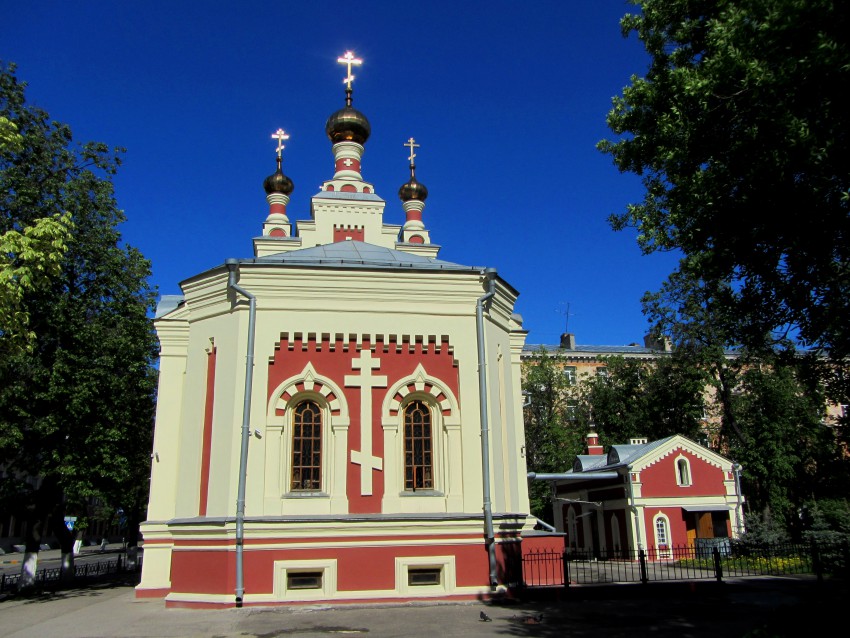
[338,51,363,90]
[404,137,419,164]
[271,128,289,159]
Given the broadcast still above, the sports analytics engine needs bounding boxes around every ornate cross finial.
[404,137,419,166]
[338,51,363,90]
[271,128,289,160]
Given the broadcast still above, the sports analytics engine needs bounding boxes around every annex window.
[291,400,322,491]
[655,515,670,546]
[563,366,577,386]
[676,456,692,487]
[404,400,433,490]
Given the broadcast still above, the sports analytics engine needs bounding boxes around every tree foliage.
[722,356,846,536]
[599,0,850,364]
[578,354,707,446]
[0,62,158,565]
[1,115,72,354]
[522,349,586,522]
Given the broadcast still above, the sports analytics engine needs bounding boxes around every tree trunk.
[19,516,42,590]
[51,505,76,582]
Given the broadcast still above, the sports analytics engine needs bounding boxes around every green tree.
[598,0,850,367]
[578,354,706,446]
[522,349,585,523]
[1,115,72,354]
[0,63,158,583]
[727,358,841,538]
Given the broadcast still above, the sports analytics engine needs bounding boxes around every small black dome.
[325,106,371,145]
[399,175,428,202]
[263,168,294,196]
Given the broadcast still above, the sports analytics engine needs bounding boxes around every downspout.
[226,259,256,608]
[476,267,498,589]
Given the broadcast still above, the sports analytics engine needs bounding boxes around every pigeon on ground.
[480,611,492,622]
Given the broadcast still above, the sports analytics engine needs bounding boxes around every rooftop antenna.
[557,302,574,333]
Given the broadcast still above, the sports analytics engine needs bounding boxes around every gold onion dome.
[325,105,371,145]
[263,164,294,196]
[399,172,428,202]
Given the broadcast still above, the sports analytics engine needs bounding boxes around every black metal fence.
[520,541,849,588]
[0,554,143,596]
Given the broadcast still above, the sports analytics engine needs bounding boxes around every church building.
[136,52,544,607]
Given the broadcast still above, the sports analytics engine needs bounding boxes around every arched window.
[655,517,669,545]
[291,400,322,491]
[676,456,692,486]
[404,400,433,491]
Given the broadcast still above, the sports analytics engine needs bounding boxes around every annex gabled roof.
[566,434,733,477]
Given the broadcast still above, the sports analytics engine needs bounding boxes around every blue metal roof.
[252,240,480,272]
[523,343,659,355]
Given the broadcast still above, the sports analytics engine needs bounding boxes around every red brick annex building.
[540,433,745,558]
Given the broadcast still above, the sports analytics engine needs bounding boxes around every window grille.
[287,571,323,590]
[404,400,433,490]
[291,400,322,491]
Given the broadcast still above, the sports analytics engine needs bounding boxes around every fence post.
[638,549,648,584]
[1,573,5,594]
[713,547,723,582]
[811,541,822,583]
[562,549,570,588]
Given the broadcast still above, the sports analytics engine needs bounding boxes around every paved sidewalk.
[0,576,846,638]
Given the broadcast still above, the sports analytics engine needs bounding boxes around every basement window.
[287,571,323,590]
[408,567,442,587]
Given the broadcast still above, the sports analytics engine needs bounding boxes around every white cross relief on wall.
[346,350,386,495]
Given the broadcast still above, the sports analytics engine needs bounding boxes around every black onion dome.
[263,168,294,196]
[325,106,371,145]
[399,174,428,202]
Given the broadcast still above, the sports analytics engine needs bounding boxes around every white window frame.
[283,393,332,496]
[675,454,692,487]
[398,395,445,495]
[563,366,577,386]
[273,558,337,601]
[395,555,456,596]
[653,513,672,557]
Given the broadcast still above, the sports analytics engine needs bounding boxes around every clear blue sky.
[1,0,681,347]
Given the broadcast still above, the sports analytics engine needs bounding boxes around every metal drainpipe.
[226,259,256,608]
[476,267,498,589]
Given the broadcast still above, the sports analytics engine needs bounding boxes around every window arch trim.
[381,363,459,428]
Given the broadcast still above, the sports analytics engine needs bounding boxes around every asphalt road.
[0,575,845,638]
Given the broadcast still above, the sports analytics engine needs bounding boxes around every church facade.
[136,53,540,607]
